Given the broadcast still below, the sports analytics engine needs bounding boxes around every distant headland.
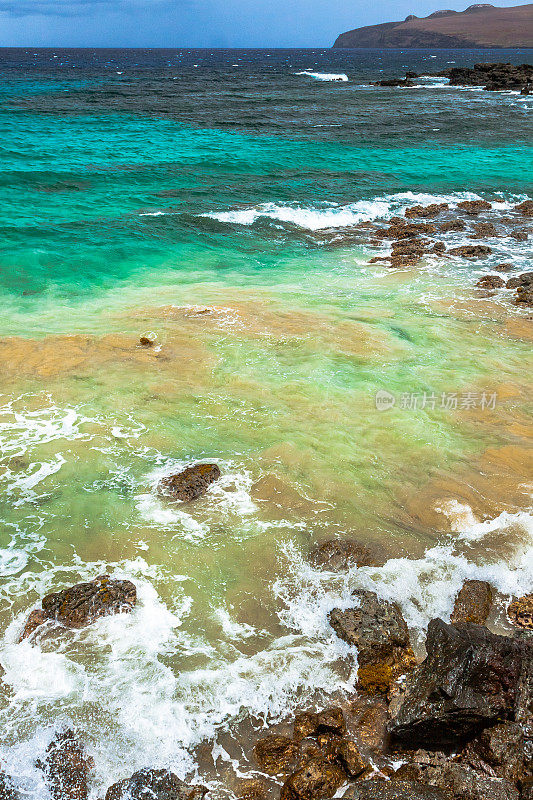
[333,3,533,48]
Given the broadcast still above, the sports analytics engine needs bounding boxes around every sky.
[0,0,530,48]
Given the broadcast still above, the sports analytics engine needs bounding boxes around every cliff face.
[333,3,533,48]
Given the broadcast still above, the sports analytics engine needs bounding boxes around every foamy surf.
[202,191,528,232]
[295,71,348,82]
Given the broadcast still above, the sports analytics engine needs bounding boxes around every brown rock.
[37,730,91,800]
[515,287,533,307]
[522,778,533,800]
[388,619,532,748]
[475,275,505,288]
[450,581,493,625]
[440,220,466,232]
[404,204,448,219]
[465,722,532,784]
[158,463,221,502]
[234,778,268,800]
[431,242,446,254]
[456,200,492,214]
[253,735,298,775]
[104,769,206,800]
[493,262,513,271]
[280,755,345,800]
[506,272,533,289]
[508,594,533,629]
[335,740,370,779]
[511,229,528,241]
[20,608,47,640]
[294,712,319,742]
[20,575,136,640]
[139,336,154,347]
[329,590,415,695]
[345,779,449,799]
[316,707,346,736]
[471,222,498,238]
[351,697,390,753]
[449,245,492,257]
[309,540,384,570]
[514,200,533,216]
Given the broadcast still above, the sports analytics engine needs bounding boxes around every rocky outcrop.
[253,735,299,775]
[37,730,91,800]
[344,780,450,799]
[405,204,449,219]
[515,200,533,216]
[329,590,415,694]
[444,62,533,91]
[279,753,346,800]
[476,275,504,288]
[388,619,532,748]
[508,594,533,629]
[333,5,533,49]
[456,200,492,214]
[20,575,137,640]
[310,540,386,570]
[158,463,221,502]
[104,769,207,800]
[507,272,533,289]
[449,245,492,257]
[450,581,493,624]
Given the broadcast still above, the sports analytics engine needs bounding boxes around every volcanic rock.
[507,272,533,289]
[158,463,221,502]
[440,220,466,232]
[388,619,532,748]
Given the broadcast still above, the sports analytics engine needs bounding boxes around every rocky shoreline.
[373,62,533,93]
[4,464,532,800]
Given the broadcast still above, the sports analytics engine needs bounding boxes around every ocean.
[0,47,532,797]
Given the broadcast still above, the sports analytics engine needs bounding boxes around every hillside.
[333,3,533,48]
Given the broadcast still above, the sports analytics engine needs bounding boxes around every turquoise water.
[0,48,532,798]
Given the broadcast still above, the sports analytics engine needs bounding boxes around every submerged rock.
[158,463,221,502]
[475,275,504,289]
[20,575,136,640]
[37,730,91,800]
[493,262,513,271]
[233,778,268,800]
[396,755,519,800]
[329,590,415,695]
[508,594,533,629]
[388,619,532,748]
[450,580,493,625]
[310,539,385,570]
[253,735,298,775]
[104,769,207,800]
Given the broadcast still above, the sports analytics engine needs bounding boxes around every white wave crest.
[295,71,348,82]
